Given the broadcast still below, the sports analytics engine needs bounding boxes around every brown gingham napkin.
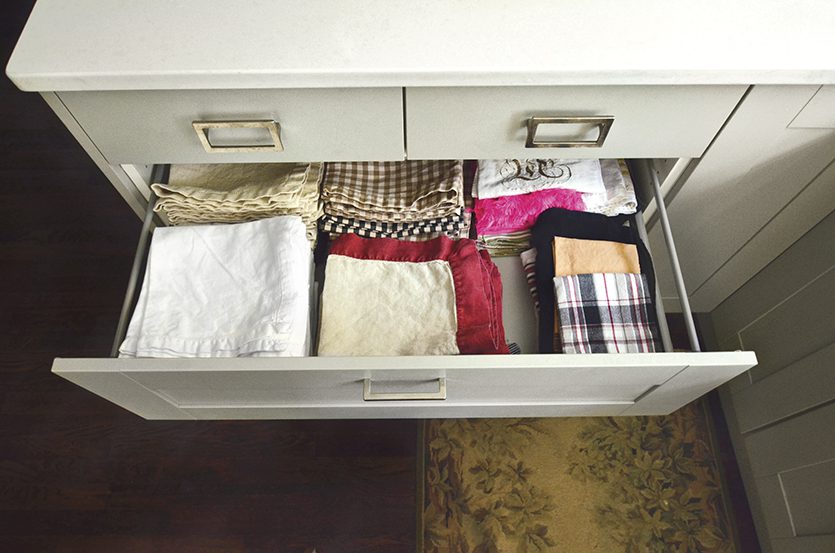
[322,161,464,223]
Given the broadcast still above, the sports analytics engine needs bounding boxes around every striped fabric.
[521,247,563,351]
[520,247,539,312]
[554,272,660,354]
[476,230,531,256]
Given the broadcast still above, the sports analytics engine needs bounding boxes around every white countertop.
[7,0,835,91]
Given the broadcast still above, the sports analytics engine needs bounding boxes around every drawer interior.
[115,160,673,359]
[52,159,758,419]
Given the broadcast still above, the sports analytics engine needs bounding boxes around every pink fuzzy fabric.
[474,187,586,235]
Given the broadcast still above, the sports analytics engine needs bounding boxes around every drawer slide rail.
[110,164,168,357]
[644,159,701,352]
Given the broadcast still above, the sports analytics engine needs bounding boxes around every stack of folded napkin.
[321,161,469,240]
[119,216,312,358]
[527,208,661,354]
[151,163,322,243]
[474,159,637,256]
[317,235,507,356]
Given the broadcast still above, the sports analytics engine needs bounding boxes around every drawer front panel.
[53,352,756,420]
[405,85,746,159]
[59,88,405,164]
[121,366,670,407]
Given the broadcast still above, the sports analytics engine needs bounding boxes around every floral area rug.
[422,402,735,553]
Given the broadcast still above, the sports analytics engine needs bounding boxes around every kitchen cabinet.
[12,0,835,422]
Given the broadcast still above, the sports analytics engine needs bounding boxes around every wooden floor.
[0,3,418,552]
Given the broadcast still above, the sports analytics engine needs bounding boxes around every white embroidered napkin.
[475,159,606,198]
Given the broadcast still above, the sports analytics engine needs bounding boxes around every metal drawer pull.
[525,116,614,148]
[192,120,283,153]
[363,378,447,401]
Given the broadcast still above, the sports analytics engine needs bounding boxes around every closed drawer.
[405,85,746,159]
[58,88,405,164]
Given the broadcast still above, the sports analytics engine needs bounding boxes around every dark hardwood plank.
[0,2,418,552]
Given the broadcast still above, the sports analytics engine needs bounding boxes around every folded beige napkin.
[151,163,322,242]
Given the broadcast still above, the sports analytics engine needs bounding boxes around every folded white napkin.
[119,216,312,358]
[582,159,638,217]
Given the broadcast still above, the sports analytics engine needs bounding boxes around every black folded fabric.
[530,208,658,353]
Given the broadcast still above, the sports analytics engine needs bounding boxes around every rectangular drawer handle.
[192,120,284,153]
[363,378,447,401]
[525,115,614,148]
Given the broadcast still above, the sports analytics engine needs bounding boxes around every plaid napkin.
[322,161,463,223]
[554,272,660,354]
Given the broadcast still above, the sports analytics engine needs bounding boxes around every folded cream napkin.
[554,272,659,354]
[318,255,461,356]
[119,216,312,358]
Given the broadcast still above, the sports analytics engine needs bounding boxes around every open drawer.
[52,162,757,420]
